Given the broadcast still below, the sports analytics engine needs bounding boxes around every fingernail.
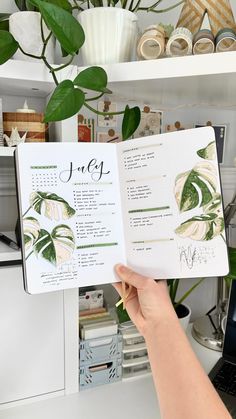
[115,263,127,274]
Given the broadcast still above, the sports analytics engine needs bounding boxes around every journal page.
[118,127,229,279]
[15,142,126,294]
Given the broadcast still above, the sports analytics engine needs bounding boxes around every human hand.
[113,264,177,338]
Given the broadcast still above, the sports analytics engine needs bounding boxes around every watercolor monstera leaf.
[175,213,224,241]
[197,141,216,160]
[34,225,75,266]
[175,162,217,212]
[23,217,40,251]
[30,191,75,221]
[203,193,223,216]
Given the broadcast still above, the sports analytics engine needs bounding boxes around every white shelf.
[2,52,236,107]
[0,231,21,265]
[0,60,55,97]
[0,146,15,157]
[73,51,236,108]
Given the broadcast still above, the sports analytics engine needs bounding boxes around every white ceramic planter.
[177,304,191,331]
[9,11,55,63]
[78,7,138,65]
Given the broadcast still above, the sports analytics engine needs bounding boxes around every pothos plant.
[0,0,141,139]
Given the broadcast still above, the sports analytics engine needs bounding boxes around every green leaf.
[175,162,217,212]
[197,141,216,160]
[0,13,10,21]
[74,66,112,93]
[122,105,141,140]
[23,217,41,251]
[224,247,236,285]
[30,0,84,54]
[0,30,19,64]
[0,20,9,31]
[34,225,75,266]
[45,0,72,13]
[44,80,85,122]
[30,191,76,219]
[175,213,224,241]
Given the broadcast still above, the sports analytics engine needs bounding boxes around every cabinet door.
[0,266,64,404]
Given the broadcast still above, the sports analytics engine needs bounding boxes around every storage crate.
[122,362,151,380]
[79,358,122,390]
[80,334,122,365]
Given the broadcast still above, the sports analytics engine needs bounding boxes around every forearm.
[145,316,231,419]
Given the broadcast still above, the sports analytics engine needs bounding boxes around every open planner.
[15,126,229,294]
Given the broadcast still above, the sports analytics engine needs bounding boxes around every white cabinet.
[0,267,64,404]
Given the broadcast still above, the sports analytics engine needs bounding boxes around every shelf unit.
[1,52,236,410]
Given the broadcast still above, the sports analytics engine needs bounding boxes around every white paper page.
[117,127,229,279]
[15,143,126,294]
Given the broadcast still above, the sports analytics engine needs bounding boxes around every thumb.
[114,264,148,290]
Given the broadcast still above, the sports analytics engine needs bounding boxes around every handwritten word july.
[59,159,110,183]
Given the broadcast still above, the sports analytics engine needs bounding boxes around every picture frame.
[133,106,162,138]
[195,123,227,164]
[78,114,95,143]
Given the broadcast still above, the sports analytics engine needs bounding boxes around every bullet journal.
[15,127,229,294]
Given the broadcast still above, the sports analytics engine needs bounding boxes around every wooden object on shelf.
[3,112,48,143]
[176,0,236,37]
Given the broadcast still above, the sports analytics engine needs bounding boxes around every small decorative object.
[193,29,215,55]
[166,27,193,57]
[78,114,95,142]
[177,0,236,37]
[0,98,3,147]
[165,121,193,132]
[133,106,162,138]
[215,28,236,52]
[97,100,117,128]
[3,100,48,143]
[3,127,27,147]
[195,121,226,164]
[137,25,166,60]
[97,130,121,143]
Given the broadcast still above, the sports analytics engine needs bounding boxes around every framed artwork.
[78,114,95,142]
[0,99,3,146]
[97,130,121,144]
[165,121,193,132]
[97,100,117,128]
[195,123,227,164]
[133,106,162,138]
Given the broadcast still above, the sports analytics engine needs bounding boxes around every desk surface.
[0,325,222,419]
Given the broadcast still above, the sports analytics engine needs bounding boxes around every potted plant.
[75,0,184,65]
[0,0,141,139]
[8,0,56,63]
[168,277,205,330]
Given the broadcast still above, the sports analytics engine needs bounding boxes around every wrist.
[143,305,179,342]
